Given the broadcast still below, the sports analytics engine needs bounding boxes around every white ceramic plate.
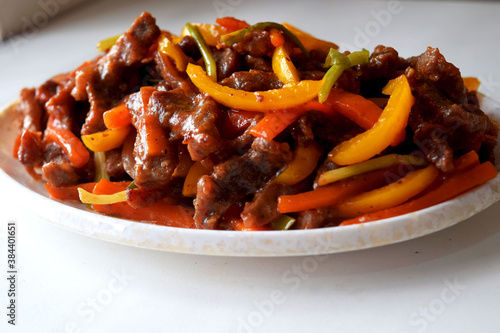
[2,96,500,256]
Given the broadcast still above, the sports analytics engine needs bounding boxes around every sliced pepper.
[78,187,127,205]
[94,151,110,182]
[281,23,338,53]
[158,34,188,72]
[272,45,300,85]
[45,126,90,168]
[182,161,210,197]
[181,23,227,46]
[81,126,131,152]
[275,142,322,185]
[96,34,121,52]
[336,164,439,218]
[328,74,414,165]
[318,48,370,103]
[185,23,217,81]
[186,63,324,112]
[318,154,426,186]
[271,215,296,230]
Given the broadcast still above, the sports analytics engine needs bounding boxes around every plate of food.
[1,12,499,256]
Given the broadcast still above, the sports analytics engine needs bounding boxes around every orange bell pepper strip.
[272,45,300,85]
[87,179,196,228]
[187,63,324,112]
[463,77,480,92]
[277,167,393,214]
[249,107,305,140]
[274,142,322,185]
[335,164,439,218]
[45,182,97,201]
[340,160,497,226]
[81,125,131,152]
[328,74,414,165]
[103,104,131,129]
[270,28,285,47]
[44,126,90,168]
[215,17,249,32]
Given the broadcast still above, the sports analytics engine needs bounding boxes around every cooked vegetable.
[318,154,426,186]
[341,161,497,226]
[13,13,498,231]
[185,23,217,80]
[96,34,121,52]
[328,74,414,165]
[186,63,324,111]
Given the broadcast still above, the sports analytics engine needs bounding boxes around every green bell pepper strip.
[318,48,370,103]
[185,22,217,81]
[220,22,309,57]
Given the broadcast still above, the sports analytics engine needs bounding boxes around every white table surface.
[1,0,500,332]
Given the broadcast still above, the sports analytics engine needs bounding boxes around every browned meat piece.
[194,138,293,229]
[232,29,274,57]
[17,130,43,168]
[214,48,242,80]
[105,148,126,179]
[154,52,197,97]
[220,70,283,91]
[42,159,79,187]
[77,12,161,135]
[17,88,45,132]
[296,207,339,229]
[408,47,467,104]
[361,45,404,81]
[406,65,498,171]
[241,182,304,228]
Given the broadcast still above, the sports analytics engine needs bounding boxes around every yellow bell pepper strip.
[81,125,131,153]
[318,48,370,103]
[96,34,121,52]
[328,74,414,165]
[275,142,322,185]
[93,151,110,182]
[272,45,300,85]
[271,215,296,230]
[278,167,392,214]
[78,187,127,205]
[158,34,188,72]
[281,23,338,53]
[220,22,309,57]
[185,23,217,80]
[181,23,227,47]
[463,77,480,92]
[335,164,439,218]
[187,63,324,112]
[318,154,426,186]
[182,161,211,197]
[340,160,496,226]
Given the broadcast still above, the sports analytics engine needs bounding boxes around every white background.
[1,0,500,332]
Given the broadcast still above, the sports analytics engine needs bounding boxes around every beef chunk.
[214,48,242,80]
[194,138,293,229]
[220,70,283,91]
[232,29,274,57]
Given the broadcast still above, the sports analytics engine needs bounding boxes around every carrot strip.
[44,126,90,168]
[103,104,131,129]
[45,182,97,201]
[249,108,305,140]
[340,161,498,226]
[91,179,195,228]
[278,168,395,213]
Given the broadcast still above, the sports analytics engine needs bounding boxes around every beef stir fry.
[13,13,499,230]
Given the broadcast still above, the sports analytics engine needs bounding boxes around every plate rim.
[2,96,500,257]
